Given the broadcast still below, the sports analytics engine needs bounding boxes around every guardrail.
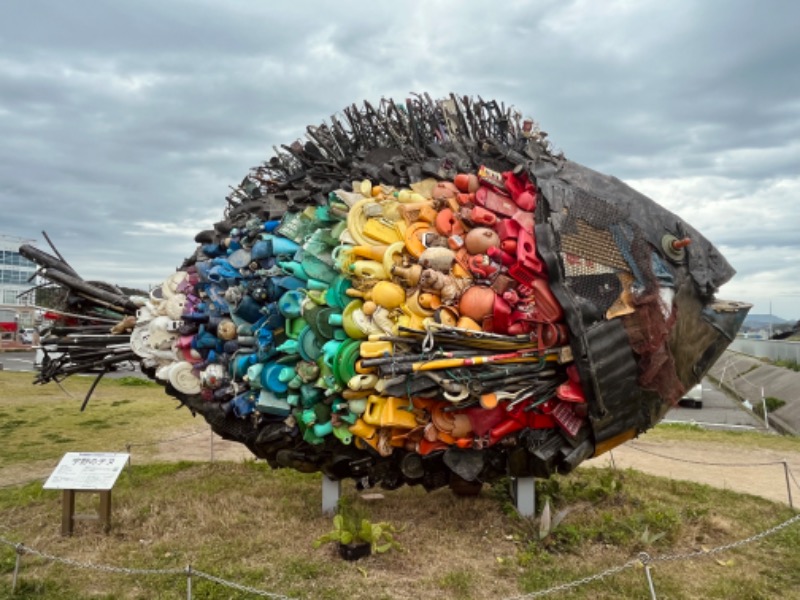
[730,338,800,364]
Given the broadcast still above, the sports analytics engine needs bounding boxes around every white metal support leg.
[511,477,536,517]
[321,474,341,515]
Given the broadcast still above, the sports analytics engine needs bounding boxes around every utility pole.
[769,300,773,339]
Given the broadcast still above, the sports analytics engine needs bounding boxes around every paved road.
[665,378,767,431]
[0,349,37,372]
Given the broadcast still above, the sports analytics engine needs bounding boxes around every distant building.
[0,234,37,339]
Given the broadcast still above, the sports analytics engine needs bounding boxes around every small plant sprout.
[639,525,666,547]
[313,499,402,558]
[538,498,571,541]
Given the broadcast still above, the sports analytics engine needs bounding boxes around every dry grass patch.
[2,371,800,598]
[1,464,799,599]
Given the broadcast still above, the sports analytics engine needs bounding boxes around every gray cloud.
[2,0,799,319]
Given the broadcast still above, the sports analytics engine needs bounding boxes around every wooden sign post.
[43,452,129,536]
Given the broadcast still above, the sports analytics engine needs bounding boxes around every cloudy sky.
[2,0,798,319]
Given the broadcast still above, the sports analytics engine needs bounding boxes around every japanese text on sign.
[43,452,130,491]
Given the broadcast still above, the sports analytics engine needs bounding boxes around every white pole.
[644,564,658,600]
[12,543,23,592]
[761,387,770,430]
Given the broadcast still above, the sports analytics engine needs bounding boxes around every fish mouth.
[532,158,751,448]
[20,93,750,487]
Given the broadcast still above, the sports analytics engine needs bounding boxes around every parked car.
[34,347,61,370]
[678,383,703,409]
[19,328,37,344]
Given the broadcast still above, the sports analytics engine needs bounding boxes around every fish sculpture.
[21,94,751,492]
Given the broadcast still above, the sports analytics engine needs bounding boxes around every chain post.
[2,510,799,600]
[639,553,658,600]
[644,564,658,599]
[784,460,794,509]
[11,543,24,592]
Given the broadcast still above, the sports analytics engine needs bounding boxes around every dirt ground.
[145,427,800,507]
[585,439,800,506]
[147,426,252,463]
[5,425,800,507]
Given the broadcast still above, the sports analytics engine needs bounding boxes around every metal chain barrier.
[2,388,797,598]
[0,538,183,576]
[789,465,800,491]
[4,510,800,599]
[504,558,641,599]
[645,511,800,564]
[0,536,297,599]
[507,511,800,599]
[625,442,787,467]
[625,442,798,508]
[192,569,298,599]
[123,427,208,450]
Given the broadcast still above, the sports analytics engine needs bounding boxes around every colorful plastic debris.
[20,94,750,491]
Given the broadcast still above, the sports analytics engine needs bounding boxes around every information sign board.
[43,452,129,491]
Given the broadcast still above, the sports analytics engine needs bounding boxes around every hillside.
[744,313,790,325]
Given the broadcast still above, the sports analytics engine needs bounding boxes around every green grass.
[437,568,477,598]
[754,396,787,418]
[773,359,800,372]
[1,371,800,598]
[0,372,194,470]
[647,421,800,453]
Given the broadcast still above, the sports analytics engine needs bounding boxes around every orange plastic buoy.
[435,208,466,237]
[404,222,430,257]
[458,286,495,321]
[454,173,479,193]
